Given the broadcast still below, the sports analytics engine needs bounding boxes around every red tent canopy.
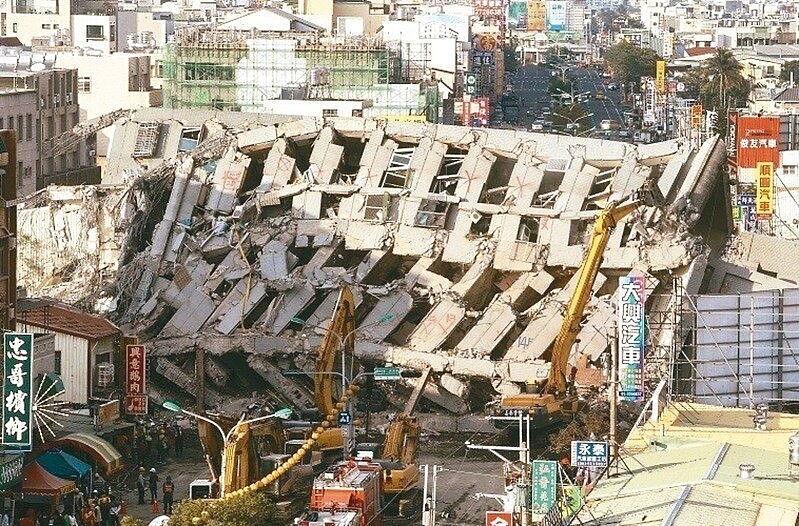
[20,462,77,498]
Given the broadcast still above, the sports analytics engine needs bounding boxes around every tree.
[678,49,750,137]
[168,491,280,526]
[548,75,572,95]
[603,40,661,92]
[780,60,799,83]
[550,103,592,135]
[504,36,519,73]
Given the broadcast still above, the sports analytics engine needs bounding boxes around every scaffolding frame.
[162,28,431,117]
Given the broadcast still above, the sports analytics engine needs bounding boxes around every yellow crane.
[500,197,641,421]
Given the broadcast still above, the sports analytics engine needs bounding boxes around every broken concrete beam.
[344,221,390,251]
[393,224,439,257]
[155,357,221,406]
[357,291,413,341]
[237,125,278,155]
[504,150,543,206]
[216,281,268,335]
[409,139,447,196]
[160,288,215,337]
[454,145,495,203]
[450,254,495,305]
[291,190,323,220]
[260,138,295,191]
[354,342,451,372]
[305,287,363,331]
[296,219,336,248]
[439,373,468,399]
[206,149,251,214]
[405,257,454,293]
[302,241,341,279]
[260,241,290,281]
[205,356,230,388]
[356,250,400,284]
[401,378,468,414]
[246,355,317,417]
[496,360,550,384]
[407,298,466,354]
[264,282,316,334]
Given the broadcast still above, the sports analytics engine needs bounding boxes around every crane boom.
[543,199,641,393]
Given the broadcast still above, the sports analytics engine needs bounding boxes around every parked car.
[599,119,621,131]
[594,92,606,100]
[606,83,619,91]
[530,123,544,131]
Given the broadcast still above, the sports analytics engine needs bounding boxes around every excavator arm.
[543,198,641,393]
[314,285,356,416]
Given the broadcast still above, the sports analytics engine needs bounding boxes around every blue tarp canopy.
[36,449,91,480]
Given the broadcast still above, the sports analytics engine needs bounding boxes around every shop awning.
[47,433,123,475]
[20,462,76,499]
[36,450,91,480]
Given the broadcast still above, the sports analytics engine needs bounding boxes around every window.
[0,239,7,277]
[12,23,17,33]
[364,194,397,222]
[351,109,363,117]
[26,114,32,141]
[17,161,22,189]
[110,25,115,42]
[86,25,104,40]
[0,117,3,129]
[184,62,234,81]
[178,127,201,152]
[54,24,59,29]
[16,115,22,138]
[133,122,161,158]
[414,199,451,228]
[517,217,540,243]
[322,109,338,118]
[54,351,62,375]
[783,165,797,176]
[78,76,91,92]
[42,23,51,29]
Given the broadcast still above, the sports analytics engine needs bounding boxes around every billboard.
[571,441,609,467]
[528,0,546,31]
[125,344,148,415]
[756,162,774,220]
[508,1,528,29]
[546,0,566,31]
[486,512,514,526]
[3,334,33,451]
[655,61,666,94]
[618,276,646,403]
[736,116,780,169]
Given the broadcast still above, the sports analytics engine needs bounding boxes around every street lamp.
[161,401,292,496]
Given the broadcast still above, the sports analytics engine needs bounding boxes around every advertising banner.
[736,116,780,169]
[655,61,666,94]
[508,1,528,29]
[691,104,703,130]
[756,162,774,220]
[546,0,566,31]
[125,344,148,415]
[528,0,546,31]
[3,333,33,451]
[531,460,558,513]
[618,276,646,403]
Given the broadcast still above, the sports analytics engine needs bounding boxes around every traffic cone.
[152,499,160,515]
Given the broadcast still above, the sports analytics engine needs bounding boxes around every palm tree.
[700,49,750,110]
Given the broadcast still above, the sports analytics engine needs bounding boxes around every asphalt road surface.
[509,65,629,135]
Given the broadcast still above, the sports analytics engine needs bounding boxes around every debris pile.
[19,109,736,415]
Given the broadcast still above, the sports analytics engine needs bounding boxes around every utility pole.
[609,324,619,470]
[195,345,205,412]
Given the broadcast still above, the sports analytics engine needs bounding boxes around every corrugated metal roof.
[16,300,120,341]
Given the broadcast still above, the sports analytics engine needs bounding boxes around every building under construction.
[162,27,439,118]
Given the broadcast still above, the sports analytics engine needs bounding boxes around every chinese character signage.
[735,116,780,168]
[531,460,558,513]
[0,455,23,489]
[691,104,703,130]
[756,162,774,220]
[618,276,646,402]
[570,441,609,467]
[527,0,546,30]
[125,344,148,415]
[485,511,514,526]
[655,61,666,94]
[462,96,489,127]
[3,333,33,451]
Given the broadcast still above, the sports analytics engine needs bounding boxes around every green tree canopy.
[550,103,592,134]
[169,492,279,526]
[548,75,572,95]
[603,40,661,91]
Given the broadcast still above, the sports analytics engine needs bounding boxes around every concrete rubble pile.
[30,108,740,415]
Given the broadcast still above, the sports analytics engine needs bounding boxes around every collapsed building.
[19,108,784,416]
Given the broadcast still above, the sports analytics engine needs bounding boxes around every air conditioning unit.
[97,363,115,387]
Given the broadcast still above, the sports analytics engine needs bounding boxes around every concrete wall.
[3,12,71,46]
[0,88,39,196]
[71,14,116,54]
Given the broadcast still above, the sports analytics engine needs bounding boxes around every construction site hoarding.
[735,116,780,169]
[528,0,546,31]
[618,276,645,403]
[755,162,774,219]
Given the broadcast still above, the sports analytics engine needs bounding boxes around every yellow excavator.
[499,196,642,426]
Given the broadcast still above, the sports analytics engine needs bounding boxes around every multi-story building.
[0,66,93,196]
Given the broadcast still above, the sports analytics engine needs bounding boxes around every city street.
[510,65,629,134]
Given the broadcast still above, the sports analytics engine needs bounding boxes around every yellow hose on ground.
[191,384,361,525]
